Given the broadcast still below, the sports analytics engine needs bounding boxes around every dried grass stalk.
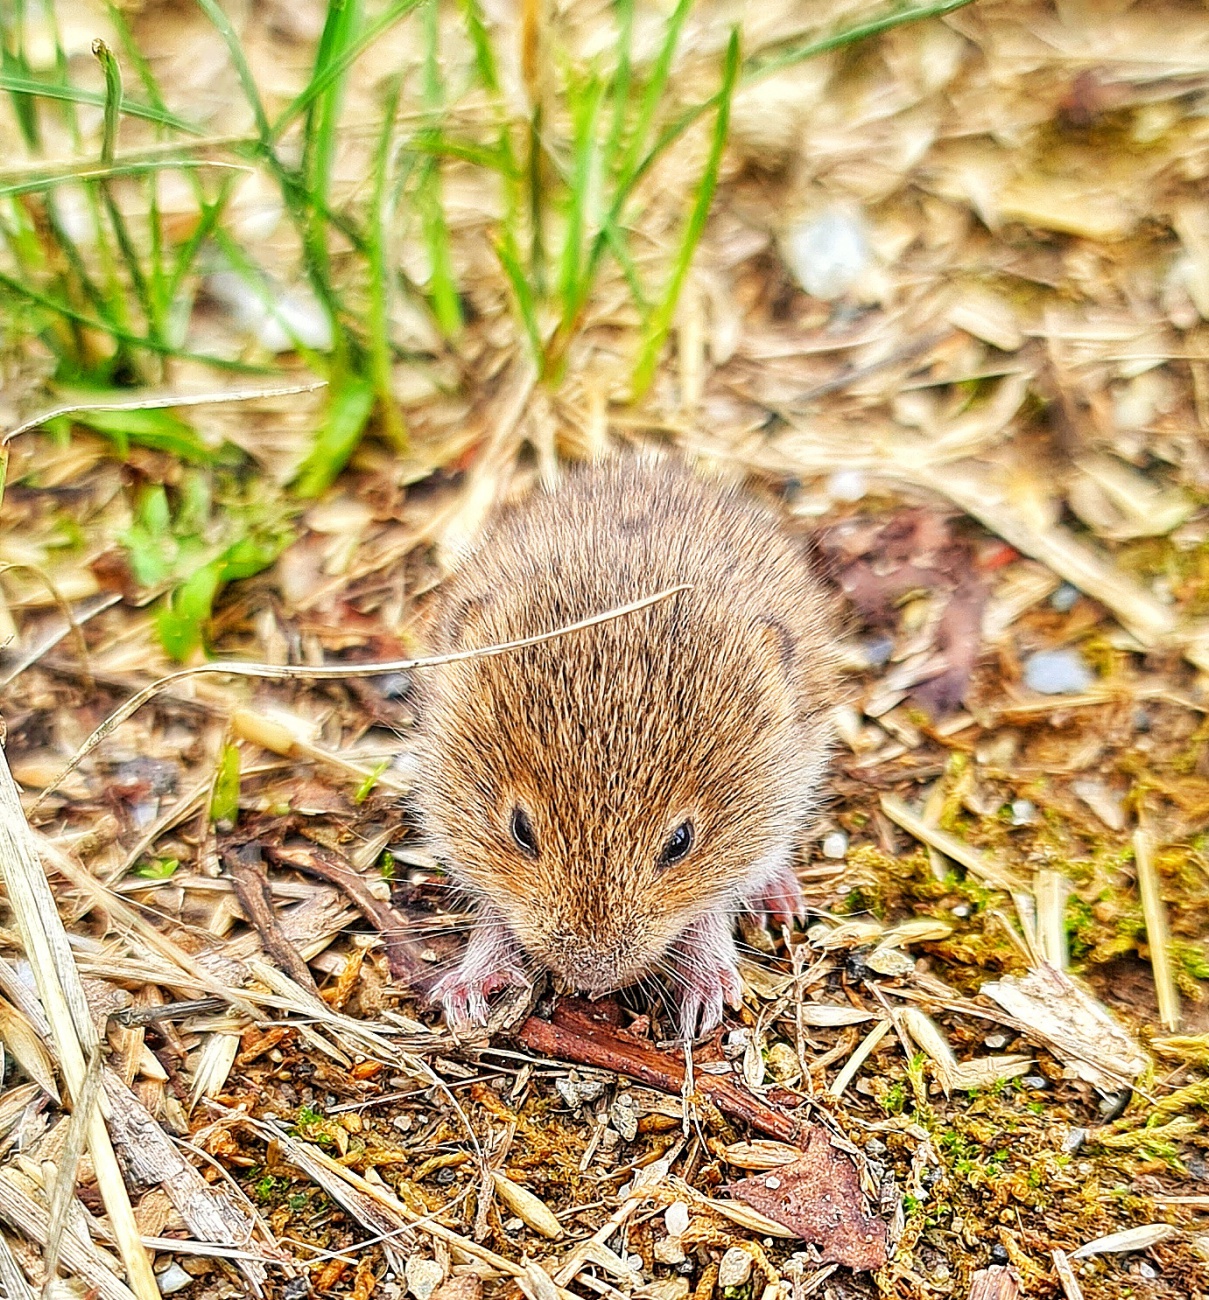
[1133,827,1180,1033]
[0,747,160,1300]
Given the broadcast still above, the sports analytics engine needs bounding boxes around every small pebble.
[827,468,868,502]
[990,1245,1009,1265]
[609,1092,639,1142]
[1050,582,1080,612]
[822,831,849,860]
[1063,1127,1088,1154]
[406,1258,445,1300]
[157,1263,193,1296]
[952,904,971,919]
[764,1175,781,1190]
[556,1073,606,1108]
[863,635,895,668]
[1022,1075,1049,1090]
[866,1137,887,1156]
[782,207,871,300]
[1138,1262,1158,1280]
[665,1202,691,1237]
[1009,799,1035,826]
[984,1032,1009,1050]
[627,1255,644,1273]
[1023,648,1094,695]
[717,1247,754,1289]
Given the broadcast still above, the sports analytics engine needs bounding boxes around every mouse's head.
[417,588,832,994]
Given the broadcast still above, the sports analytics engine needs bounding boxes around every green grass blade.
[0,72,202,134]
[630,28,737,399]
[0,3,41,149]
[616,0,690,186]
[558,70,605,319]
[605,221,647,314]
[93,38,121,163]
[194,0,272,142]
[68,406,221,464]
[0,159,248,201]
[748,0,976,82]
[292,374,376,498]
[459,0,500,93]
[92,39,162,345]
[418,0,462,337]
[367,75,407,451]
[600,0,634,186]
[494,234,542,366]
[300,0,362,361]
[269,0,421,142]
[0,269,267,371]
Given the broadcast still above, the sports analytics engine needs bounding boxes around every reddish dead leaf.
[728,1125,888,1271]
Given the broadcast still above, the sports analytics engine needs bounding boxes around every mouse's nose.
[546,935,629,994]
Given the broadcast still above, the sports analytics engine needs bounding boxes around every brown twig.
[516,1004,804,1142]
[267,841,424,982]
[225,843,319,994]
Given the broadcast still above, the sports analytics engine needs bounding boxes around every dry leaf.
[727,1125,888,1271]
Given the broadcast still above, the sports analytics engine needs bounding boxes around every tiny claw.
[430,915,527,1029]
[667,910,743,1040]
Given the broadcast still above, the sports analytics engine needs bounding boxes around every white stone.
[157,1264,193,1296]
[782,207,871,300]
[1023,648,1094,695]
[665,1201,691,1237]
[406,1257,445,1300]
[822,831,848,860]
[718,1247,754,1289]
[827,469,868,502]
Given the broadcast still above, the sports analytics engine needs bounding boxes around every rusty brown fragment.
[728,1126,888,1272]
[225,843,319,994]
[515,1003,804,1143]
[268,840,424,981]
[968,1266,1022,1300]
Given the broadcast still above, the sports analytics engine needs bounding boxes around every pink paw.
[746,860,805,928]
[432,965,524,1027]
[667,911,743,1040]
[674,961,742,1040]
[431,917,528,1028]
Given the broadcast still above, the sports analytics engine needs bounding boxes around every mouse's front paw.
[667,912,743,1039]
[432,965,521,1027]
[431,918,528,1028]
[746,859,806,928]
[674,961,742,1040]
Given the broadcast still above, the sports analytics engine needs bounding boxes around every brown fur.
[416,455,839,1033]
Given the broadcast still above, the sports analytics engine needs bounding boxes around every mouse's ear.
[754,614,796,678]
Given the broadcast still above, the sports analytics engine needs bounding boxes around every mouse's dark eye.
[658,821,694,868]
[510,807,539,857]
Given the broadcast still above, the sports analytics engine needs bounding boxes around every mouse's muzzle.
[537,932,649,997]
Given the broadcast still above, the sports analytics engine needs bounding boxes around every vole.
[416,456,838,1038]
